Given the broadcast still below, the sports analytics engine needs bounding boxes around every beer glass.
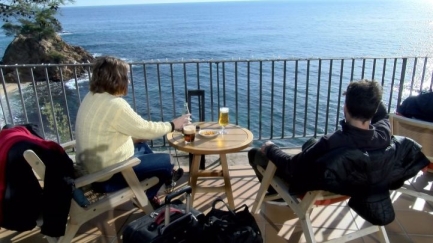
[219,107,229,134]
[183,124,196,144]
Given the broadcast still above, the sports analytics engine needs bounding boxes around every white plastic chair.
[252,161,390,243]
[389,113,433,202]
[24,140,159,243]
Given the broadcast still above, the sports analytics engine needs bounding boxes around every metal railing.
[1,57,432,148]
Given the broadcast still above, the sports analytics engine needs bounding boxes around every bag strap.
[234,204,249,213]
[211,199,251,215]
[211,198,237,217]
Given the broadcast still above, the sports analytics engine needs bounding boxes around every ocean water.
[1,0,433,144]
[2,0,432,60]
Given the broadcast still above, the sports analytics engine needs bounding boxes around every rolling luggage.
[122,186,205,243]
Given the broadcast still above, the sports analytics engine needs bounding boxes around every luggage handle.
[154,208,183,225]
[165,186,192,204]
[164,186,192,225]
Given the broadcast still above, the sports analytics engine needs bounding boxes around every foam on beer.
[183,125,195,134]
[220,107,229,113]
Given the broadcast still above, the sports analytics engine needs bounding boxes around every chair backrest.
[24,150,47,180]
[187,90,205,121]
[389,113,433,162]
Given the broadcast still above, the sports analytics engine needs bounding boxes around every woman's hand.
[171,114,191,130]
[132,138,148,144]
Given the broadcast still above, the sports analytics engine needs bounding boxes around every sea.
[1,0,433,145]
[2,0,433,61]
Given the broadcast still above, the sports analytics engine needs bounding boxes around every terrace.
[1,57,433,242]
[1,151,433,242]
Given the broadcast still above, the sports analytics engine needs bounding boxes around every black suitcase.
[122,186,205,243]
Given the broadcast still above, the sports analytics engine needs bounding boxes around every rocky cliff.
[1,34,94,83]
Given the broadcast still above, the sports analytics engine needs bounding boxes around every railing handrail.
[1,55,431,67]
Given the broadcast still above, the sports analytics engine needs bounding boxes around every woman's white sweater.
[75,92,172,177]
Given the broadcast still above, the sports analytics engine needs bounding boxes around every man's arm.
[371,102,392,147]
[371,102,388,124]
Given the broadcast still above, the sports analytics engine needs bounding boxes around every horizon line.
[66,0,259,8]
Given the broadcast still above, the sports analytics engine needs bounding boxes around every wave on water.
[119,57,136,63]
[57,31,73,36]
[65,75,89,90]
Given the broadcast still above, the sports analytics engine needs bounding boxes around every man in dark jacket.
[248,79,429,225]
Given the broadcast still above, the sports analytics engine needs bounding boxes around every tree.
[41,98,71,143]
[0,0,74,40]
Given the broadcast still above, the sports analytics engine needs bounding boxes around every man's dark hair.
[90,56,129,96]
[345,79,383,122]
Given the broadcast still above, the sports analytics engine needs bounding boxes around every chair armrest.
[61,140,76,150]
[74,157,140,188]
[389,113,433,129]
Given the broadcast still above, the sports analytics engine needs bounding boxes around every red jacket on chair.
[0,125,75,237]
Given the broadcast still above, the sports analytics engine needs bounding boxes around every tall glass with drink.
[183,124,196,144]
[219,107,229,134]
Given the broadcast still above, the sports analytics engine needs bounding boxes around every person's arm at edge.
[371,102,388,124]
[371,102,392,145]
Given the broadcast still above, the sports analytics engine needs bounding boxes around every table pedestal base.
[189,153,235,209]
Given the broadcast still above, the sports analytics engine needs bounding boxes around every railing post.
[397,58,407,107]
[0,68,15,126]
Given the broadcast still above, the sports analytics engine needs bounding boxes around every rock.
[1,34,94,83]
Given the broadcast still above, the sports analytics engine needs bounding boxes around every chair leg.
[252,163,277,214]
[131,197,153,214]
[377,226,390,243]
[396,187,433,202]
[121,168,151,212]
[57,223,80,243]
[299,214,316,243]
[45,236,58,243]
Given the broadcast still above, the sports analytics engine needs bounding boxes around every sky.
[71,0,251,7]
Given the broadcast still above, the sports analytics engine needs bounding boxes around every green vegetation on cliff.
[1,0,74,40]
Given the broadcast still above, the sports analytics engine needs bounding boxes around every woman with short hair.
[75,56,189,207]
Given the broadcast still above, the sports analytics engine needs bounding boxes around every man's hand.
[260,140,275,154]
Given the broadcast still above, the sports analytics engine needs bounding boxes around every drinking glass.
[219,107,229,134]
[183,124,196,145]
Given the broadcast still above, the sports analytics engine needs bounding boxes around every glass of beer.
[219,107,229,134]
[183,124,196,145]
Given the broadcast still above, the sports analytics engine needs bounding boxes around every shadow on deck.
[1,148,433,243]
